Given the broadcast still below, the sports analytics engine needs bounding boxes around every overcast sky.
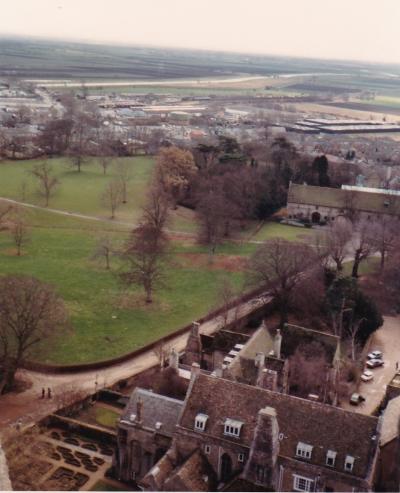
[1,0,399,64]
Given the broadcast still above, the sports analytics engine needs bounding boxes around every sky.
[1,0,400,65]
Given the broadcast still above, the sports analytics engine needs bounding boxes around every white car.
[367,350,383,360]
[366,358,384,369]
[361,370,374,382]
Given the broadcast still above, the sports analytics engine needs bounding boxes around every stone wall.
[0,442,12,491]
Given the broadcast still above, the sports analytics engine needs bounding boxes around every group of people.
[40,387,52,399]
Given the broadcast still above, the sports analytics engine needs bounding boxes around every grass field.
[0,210,246,363]
[0,157,314,365]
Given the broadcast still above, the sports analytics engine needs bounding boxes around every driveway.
[341,316,400,415]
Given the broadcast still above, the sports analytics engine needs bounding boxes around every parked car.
[361,370,374,382]
[366,358,384,369]
[350,393,366,405]
[367,350,383,360]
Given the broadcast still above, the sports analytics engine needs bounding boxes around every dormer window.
[344,455,354,472]
[296,442,313,459]
[224,418,243,437]
[195,413,208,432]
[326,450,336,467]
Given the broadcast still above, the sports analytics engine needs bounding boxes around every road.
[341,316,400,415]
[0,292,268,435]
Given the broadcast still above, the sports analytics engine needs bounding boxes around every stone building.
[141,372,380,492]
[114,388,184,483]
[287,182,400,223]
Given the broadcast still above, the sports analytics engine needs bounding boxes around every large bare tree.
[0,276,67,394]
[247,238,318,325]
[369,217,399,272]
[323,218,353,271]
[10,214,30,256]
[351,220,377,277]
[31,161,59,207]
[120,223,168,304]
[101,180,123,219]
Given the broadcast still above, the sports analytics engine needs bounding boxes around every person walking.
[47,387,52,399]
[41,387,45,399]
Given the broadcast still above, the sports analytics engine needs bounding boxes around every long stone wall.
[0,442,12,491]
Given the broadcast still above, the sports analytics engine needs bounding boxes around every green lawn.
[94,406,120,428]
[342,256,380,277]
[0,212,244,364]
[0,156,154,223]
[252,222,315,242]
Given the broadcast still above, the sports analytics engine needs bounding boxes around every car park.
[366,358,384,369]
[367,350,383,360]
[361,370,374,382]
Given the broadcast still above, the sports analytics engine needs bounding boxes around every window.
[224,418,243,438]
[195,413,208,432]
[296,442,313,459]
[344,455,354,472]
[204,445,211,455]
[256,465,267,483]
[293,475,314,492]
[326,450,337,467]
[238,453,244,463]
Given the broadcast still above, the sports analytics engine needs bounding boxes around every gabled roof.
[120,388,183,437]
[380,394,400,446]
[288,182,400,215]
[179,374,378,479]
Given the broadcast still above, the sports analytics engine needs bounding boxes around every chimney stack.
[255,352,266,368]
[257,368,278,392]
[136,397,143,423]
[169,347,179,370]
[274,329,282,359]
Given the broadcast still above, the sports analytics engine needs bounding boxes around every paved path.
[0,197,267,244]
[0,293,268,436]
[341,316,400,415]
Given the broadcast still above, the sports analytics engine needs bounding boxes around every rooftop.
[120,387,184,437]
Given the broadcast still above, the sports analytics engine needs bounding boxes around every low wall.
[43,414,116,444]
[22,285,269,374]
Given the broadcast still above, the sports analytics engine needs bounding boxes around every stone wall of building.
[0,442,12,491]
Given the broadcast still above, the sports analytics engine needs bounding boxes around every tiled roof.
[121,387,183,437]
[380,395,400,446]
[164,449,215,491]
[288,182,400,215]
[179,374,378,479]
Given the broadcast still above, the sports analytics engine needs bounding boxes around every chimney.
[169,347,179,370]
[190,362,200,382]
[274,329,282,359]
[243,406,279,489]
[136,397,143,423]
[191,321,200,336]
[257,368,278,392]
[255,352,266,368]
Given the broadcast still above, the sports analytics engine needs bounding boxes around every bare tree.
[343,190,359,223]
[247,238,318,325]
[0,276,68,394]
[216,277,239,328]
[370,217,399,272]
[10,215,29,256]
[142,184,170,232]
[115,161,130,204]
[31,161,59,207]
[351,220,376,277]
[346,317,366,361]
[323,218,353,271]
[91,236,115,270]
[120,222,169,304]
[101,180,123,219]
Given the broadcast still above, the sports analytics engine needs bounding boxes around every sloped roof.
[121,387,183,437]
[288,182,400,215]
[164,449,215,491]
[179,374,378,479]
[380,395,400,446]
